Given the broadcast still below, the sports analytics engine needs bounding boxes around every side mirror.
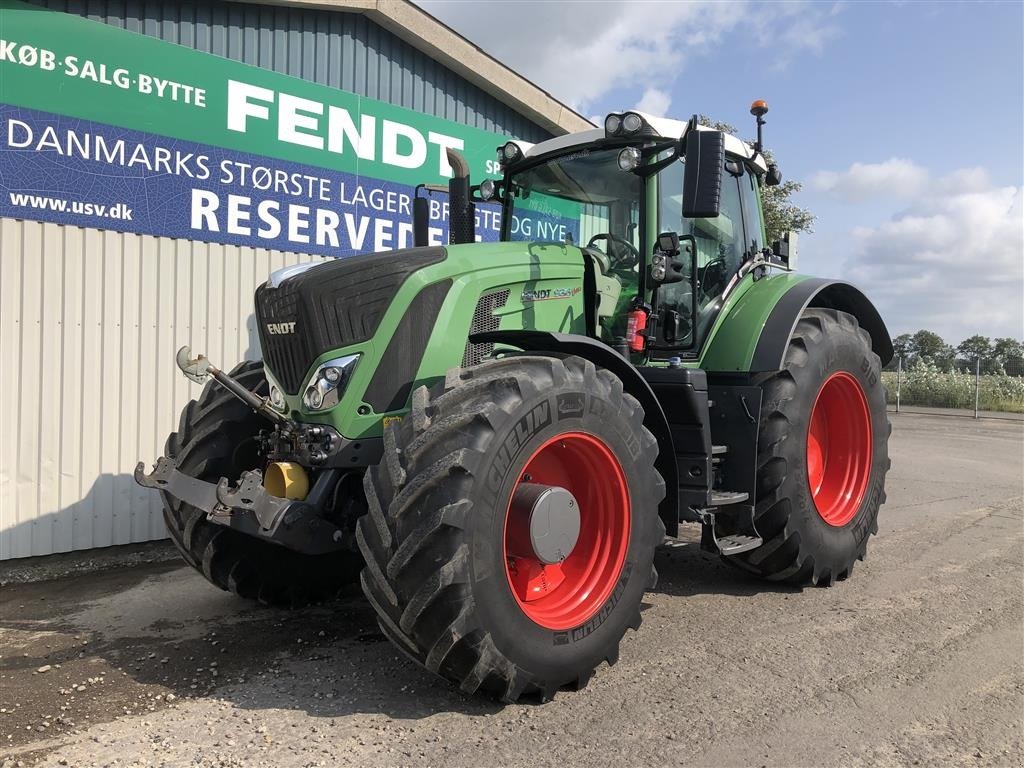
[682,129,724,219]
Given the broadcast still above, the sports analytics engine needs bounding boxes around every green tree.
[892,333,914,360]
[992,337,1024,375]
[886,333,914,370]
[957,334,992,367]
[698,115,815,245]
[911,330,946,363]
[935,344,958,373]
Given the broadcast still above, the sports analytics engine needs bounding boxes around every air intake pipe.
[446,148,475,245]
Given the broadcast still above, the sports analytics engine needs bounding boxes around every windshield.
[503,148,642,255]
[500,148,644,343]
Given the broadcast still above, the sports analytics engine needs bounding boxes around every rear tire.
[162,360,362,607]
[357,355,665,701]
[731,308,890,585]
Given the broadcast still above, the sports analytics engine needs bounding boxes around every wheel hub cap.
[511,483,581,565]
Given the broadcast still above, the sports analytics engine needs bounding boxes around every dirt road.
[2,413,1022,767]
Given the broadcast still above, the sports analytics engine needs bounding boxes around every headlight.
[651,264,667,281]
[302,354,360,412]
[617,146,641,172]
[479,178,496,201]
[604,113,622,135]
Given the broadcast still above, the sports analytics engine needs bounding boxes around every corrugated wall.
[0,218,323,559]
[28,0,552,143]
[2,4,554,557]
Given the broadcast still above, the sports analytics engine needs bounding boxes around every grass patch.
[882,365,1024,413]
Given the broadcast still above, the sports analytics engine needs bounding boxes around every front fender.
[470,330,680,537]
[700,275,893,372]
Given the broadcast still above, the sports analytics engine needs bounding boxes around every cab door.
[651,159,747,356]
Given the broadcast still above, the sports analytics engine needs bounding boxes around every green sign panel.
[0,0,529,254]
[0,0,508,185]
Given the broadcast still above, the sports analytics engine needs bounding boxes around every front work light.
[605,111,650,137]
[650,252,668,281]
[617,146,641,172]
[622,112,643,133]
[269,384,287,412]
[502,142,523,162]
[479,178,496,201]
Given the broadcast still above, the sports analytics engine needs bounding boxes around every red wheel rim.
[503,432,630,630]
[806,372,873,527]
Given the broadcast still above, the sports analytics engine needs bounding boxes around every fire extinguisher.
[625,299,650,353]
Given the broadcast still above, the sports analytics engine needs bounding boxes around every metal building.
[0,0,589,559]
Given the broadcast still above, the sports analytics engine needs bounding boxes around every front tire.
[357,355,665,701]
[732,308,890,585]
[162,360,362,607]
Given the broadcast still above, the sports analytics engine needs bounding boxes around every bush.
[882,361,1024,413]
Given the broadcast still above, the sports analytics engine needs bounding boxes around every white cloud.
[834,168,1023,340]
[633,87,672,117]
[416,1,842,112]
[811,158,929,202]
[748,1,842,62]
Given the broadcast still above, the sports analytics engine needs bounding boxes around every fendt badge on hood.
[265,322,297,335]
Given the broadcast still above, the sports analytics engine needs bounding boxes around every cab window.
[738,167,764,254]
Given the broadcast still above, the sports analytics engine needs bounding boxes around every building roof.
[239,0,594,136]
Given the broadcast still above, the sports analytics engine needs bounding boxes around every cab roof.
[512,111,768,174]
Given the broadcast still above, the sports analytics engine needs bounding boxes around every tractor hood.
[255,242,588,398]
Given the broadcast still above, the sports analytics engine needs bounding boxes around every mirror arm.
[637,150,681,179]
[635,138,681,179]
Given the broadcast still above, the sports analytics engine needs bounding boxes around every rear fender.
[702,276,893,373]
[471,330,680,536]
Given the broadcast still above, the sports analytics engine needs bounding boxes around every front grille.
[461,289,510,367]
[255,281,312,394]
[254,247,448,394]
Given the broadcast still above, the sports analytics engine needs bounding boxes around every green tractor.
[137,101,891,702]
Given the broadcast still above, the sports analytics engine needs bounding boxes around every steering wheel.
[587,233,640,271]
[698,257,729,299]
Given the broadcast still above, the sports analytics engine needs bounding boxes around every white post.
[896,355,902,413]
[974,357,981,419]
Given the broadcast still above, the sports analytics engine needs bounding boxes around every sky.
[417,0,1024,344]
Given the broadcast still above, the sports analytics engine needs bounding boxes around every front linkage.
[135,347,352,556]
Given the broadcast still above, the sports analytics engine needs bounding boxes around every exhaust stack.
[446,148,475,245]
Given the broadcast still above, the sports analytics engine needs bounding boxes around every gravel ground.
[1,413,1021,768]
[0,543,179,587]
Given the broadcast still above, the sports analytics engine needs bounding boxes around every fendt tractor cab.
[138,102,893,702]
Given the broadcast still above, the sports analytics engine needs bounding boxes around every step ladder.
[698,444,764,555]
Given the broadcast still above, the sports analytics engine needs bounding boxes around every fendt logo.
[265,321,297,335]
